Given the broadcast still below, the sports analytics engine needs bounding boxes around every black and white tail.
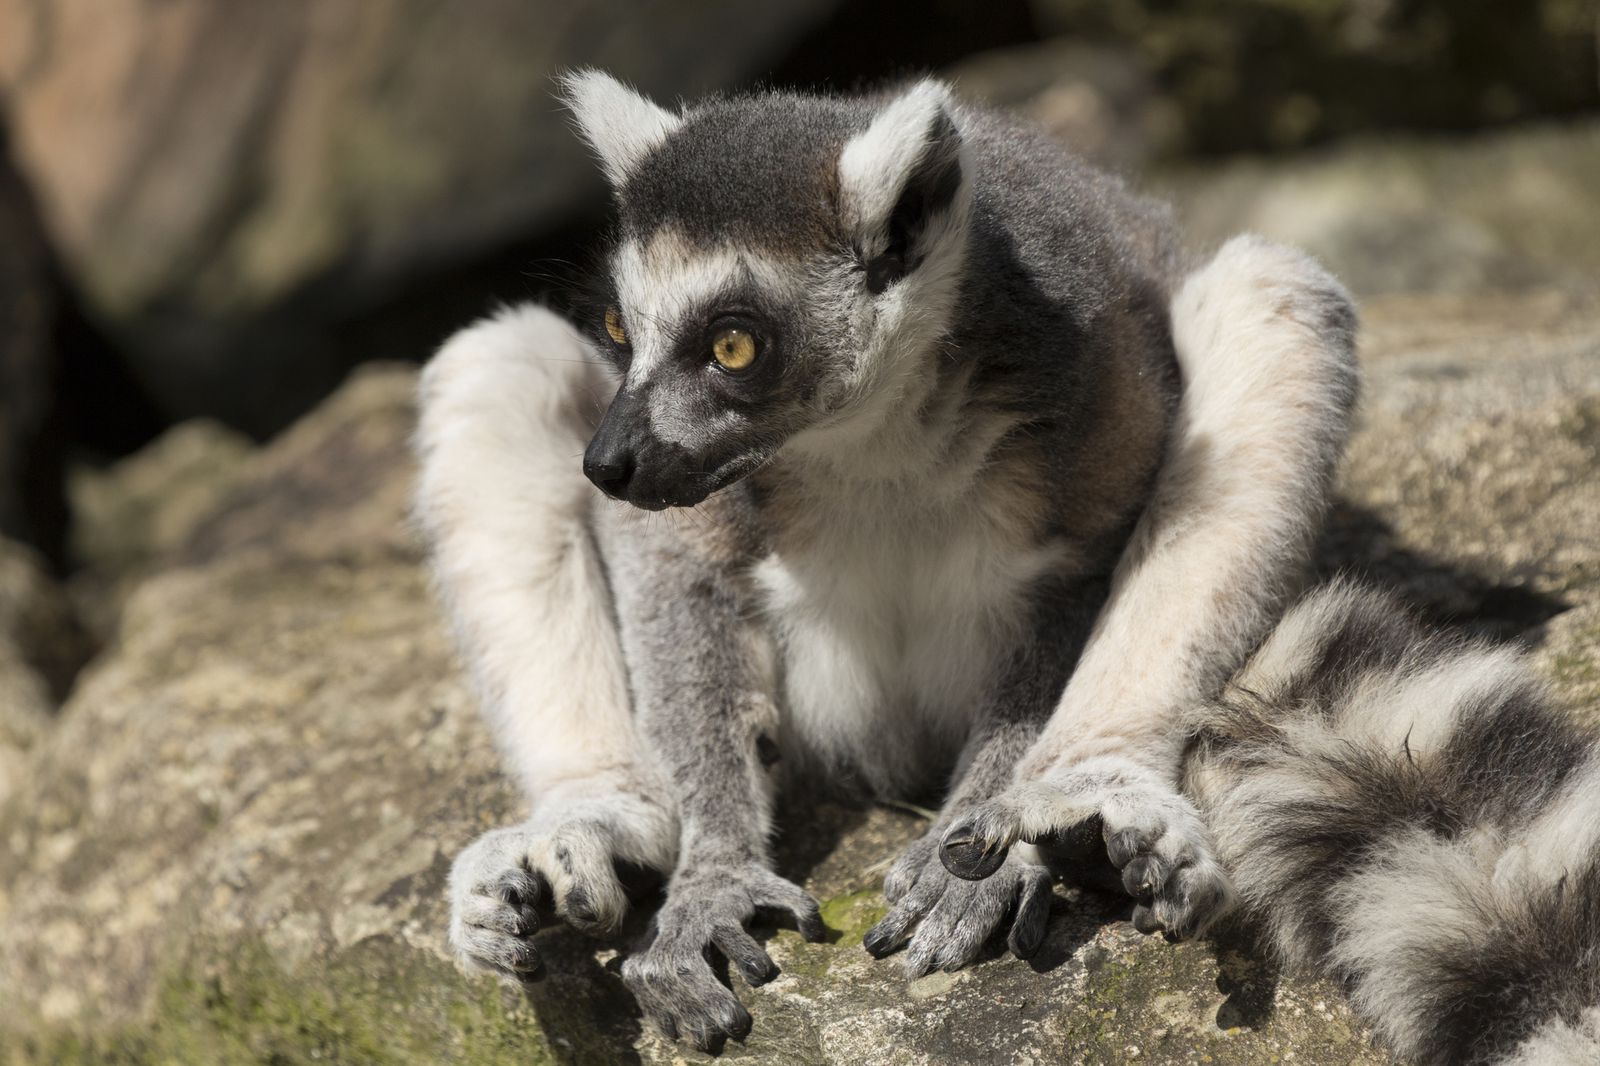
[1186,581,1600,1065]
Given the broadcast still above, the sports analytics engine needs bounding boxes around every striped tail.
[1185,581,1600,1065]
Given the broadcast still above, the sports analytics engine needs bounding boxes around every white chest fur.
[753,485,1070,796]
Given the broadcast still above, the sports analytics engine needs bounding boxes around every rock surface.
[0,536,81,809]
[1024,0,1598,153]
[1154,120,1600,297]
[1,278,1596,1063]
[0,0,841,431]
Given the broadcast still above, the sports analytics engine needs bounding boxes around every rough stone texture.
[947,41,1174,171]
[65,420,255,640]
[1024,0,1599,154]
[0,0,840,431]
[0,536,83,808]
[0,280,1596,1063]
[1154,120,1600,297]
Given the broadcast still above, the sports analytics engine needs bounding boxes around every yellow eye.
[711,328,758,372]
[604,306,628,346]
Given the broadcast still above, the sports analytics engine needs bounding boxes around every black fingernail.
[863,926,892,958]
[942,837,1009,881]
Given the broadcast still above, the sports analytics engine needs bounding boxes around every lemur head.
[561,71,972,509]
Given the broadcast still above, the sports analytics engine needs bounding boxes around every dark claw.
[796,905,826,943]
[723,1003,754,1042]
[508,944,545,979]
[1131,903,1164,936]
[862,923,897,959]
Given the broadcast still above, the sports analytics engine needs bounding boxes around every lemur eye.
[711,328,758,372]
[604,306,628,347]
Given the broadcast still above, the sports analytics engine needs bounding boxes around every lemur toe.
[1101,807,1236,941]
[1008,873,1053,959]
[938,807,1017,881]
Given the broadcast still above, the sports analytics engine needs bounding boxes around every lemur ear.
[559,69,682,187]
[838,80,966,294]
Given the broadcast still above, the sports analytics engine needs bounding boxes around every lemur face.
[562,72,971,509]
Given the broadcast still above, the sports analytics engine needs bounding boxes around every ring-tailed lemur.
[414,72,1363,1050]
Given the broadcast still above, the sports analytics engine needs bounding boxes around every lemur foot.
[939,758,1236,941]
[449,817,642,982]
[865,829,1053,974]
[623,863,822,1053]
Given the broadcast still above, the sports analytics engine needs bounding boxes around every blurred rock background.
[0,2,1597,1064]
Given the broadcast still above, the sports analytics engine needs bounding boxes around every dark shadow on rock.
[523,907,650,1066]
[770,793,875,889]
[1316,499,1570,644]
[1208,921,1281,1032]
[1026,888,1133,975]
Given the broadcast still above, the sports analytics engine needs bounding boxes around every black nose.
[582,444,634,500]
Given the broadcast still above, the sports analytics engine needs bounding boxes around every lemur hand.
[448,816,645,982]
[864,827,1054,974]
[623,863,823,1053]
[938,759,1237,941]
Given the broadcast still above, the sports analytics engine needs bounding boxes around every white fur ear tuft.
[837,79,963,242]
[558,69,682,187]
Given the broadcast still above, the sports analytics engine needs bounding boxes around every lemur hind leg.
[942,237,1360,940]
[415,305,679,982]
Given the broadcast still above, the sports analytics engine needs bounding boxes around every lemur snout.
[582,443,634,500]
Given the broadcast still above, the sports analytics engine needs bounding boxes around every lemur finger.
[1008,869,1053,960]
[1104,826,1154,870]
[900,884,993,977]
[883,836,936,903]
[928,887,1010,975]
[474,862,545,911]
[1152,860,1237,941]
[454,922,544,979]
[458,893,536,937]
[863,899,920,959]
[623,953,750,1051]
[534,822,629,935]
[939,802,1021,881]
[864,867,946,958]
[752,874,824,942]
[1119,853,1169,902]
[711,923,778,986]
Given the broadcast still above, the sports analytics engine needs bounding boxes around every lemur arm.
[595,504,785,869]
[596,503,822,1052]
[942,237,1360,940]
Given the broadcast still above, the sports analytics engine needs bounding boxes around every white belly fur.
[755,503,1070,796]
